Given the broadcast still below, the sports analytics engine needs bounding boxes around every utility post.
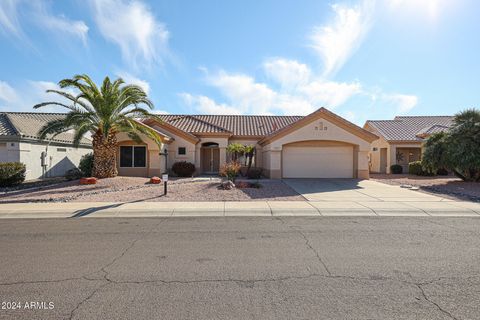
[159,148,169,196]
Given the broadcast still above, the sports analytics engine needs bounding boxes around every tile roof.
[157,114,304,136]
[366,116,454,141]
[0,112,92,146]
[0,113,18,136]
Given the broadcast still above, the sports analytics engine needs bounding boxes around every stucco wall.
[0,141,20,163]
[263,117,372,179]
[116,132,165,177]
[18,141,92,180]
[149,125,196,172]
[364,125,390,173]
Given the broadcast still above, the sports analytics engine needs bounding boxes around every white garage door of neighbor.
[282,146,354,178]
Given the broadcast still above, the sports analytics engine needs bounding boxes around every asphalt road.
[0,216,479,320]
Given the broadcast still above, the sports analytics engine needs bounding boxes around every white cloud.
[0,80,80,113]
[263,58,311,89]
[89,0,169,68]
[206,71,276,115]
[32,2,88,45]
[386,0,449,21]
[299,80,362,108]
[0,1,88,44]
[274,94,315,116]
[201,67,362,115]
[0,0,21,36]
[0,81,18,103]
[116,72,150,95]
[382,93,418,113]
[341,111,356,122]
[309,0,374,77]
[179,93,241,115]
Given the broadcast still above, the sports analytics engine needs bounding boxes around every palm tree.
[34,74,164,178]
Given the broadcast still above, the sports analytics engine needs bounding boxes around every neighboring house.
[364,116,453,174]
[119,107,378,179]
[0,112,92,180]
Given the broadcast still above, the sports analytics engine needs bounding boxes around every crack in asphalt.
[2,218,472,320]
[67,218,166,320]
[416,282,459,320]
[275,216,332,276]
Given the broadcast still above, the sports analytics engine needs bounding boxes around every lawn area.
[0,176,304,203]
[371,173,480,202]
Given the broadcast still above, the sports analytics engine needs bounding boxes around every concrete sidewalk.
[0,200,480,218]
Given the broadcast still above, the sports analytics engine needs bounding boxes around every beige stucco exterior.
[115,109,377,179]
[364,124,422,174]
[260,116,373,179]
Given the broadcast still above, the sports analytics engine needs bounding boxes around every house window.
[120,146,146,168]
[372,147,378,151]
[178,147,186,155]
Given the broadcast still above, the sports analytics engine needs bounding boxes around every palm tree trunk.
[92,130,118,178]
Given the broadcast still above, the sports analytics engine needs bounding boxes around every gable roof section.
[0,112,91,146]
[0,113,18,136]
[259,107,378,145]
[165,115,232,135]
[157,114,303,137]
[142,118,200,144]
[365,116,453,142]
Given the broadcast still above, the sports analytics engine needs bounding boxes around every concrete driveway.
[283,178,449,202]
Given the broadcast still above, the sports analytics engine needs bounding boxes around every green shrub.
[79,153,94,177]
[437,168,449,176]
[408,161,434,176]
[247,167,263,179]
[65,168,83,181]
[408,161,423,175]
[172,161,196,177]
[0,162,26,187]
[390,164,403,174]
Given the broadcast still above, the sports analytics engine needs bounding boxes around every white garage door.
[282,146,354,178]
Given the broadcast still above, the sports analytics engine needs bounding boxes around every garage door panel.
[282,146,353,178]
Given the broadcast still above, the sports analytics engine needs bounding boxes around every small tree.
[244,145,255,171]
[226,143,244,162]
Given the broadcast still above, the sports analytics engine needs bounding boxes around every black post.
[164,180,167,195]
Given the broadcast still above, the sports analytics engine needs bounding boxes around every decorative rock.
[221,180,235,190]
[80,177,97,185]
[150,176,162,184]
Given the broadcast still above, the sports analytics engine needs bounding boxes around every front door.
[201,147,220,173]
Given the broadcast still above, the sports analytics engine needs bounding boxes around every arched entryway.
[201,142,220,174]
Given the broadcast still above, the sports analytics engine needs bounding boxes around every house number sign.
[314,121,328,131]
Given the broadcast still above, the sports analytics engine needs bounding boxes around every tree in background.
[226,143,245,162]
[422,109,480,181]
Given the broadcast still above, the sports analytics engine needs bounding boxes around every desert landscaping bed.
[0,176,304,203]
[371,173,480,202]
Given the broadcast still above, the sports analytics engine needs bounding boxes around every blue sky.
[0,0,479,125]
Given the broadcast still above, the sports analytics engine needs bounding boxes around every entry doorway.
[380,148,387,173]
[201,142,220,174]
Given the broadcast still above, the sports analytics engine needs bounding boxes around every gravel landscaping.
[0,176,304,203]
[371,173,480,202]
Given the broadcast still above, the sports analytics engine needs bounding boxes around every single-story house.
[0,112,92,180]
[125,107,378,179]
[364,115,453,174]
